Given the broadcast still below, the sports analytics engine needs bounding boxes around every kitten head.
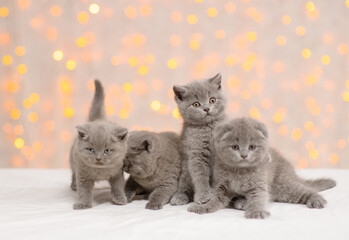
[214,118,269,168]
[75,121,128,168]
[173,73,226,124]
[124,131,159,179]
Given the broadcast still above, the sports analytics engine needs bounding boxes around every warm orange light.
[282,15,292,25]
[77,12,89,23]
[53,50,64,61]
[301,49,311,59]
[65,60,76,70]
[138,65,148,75]
[140,4,152,16]
[187,14,198,24]
[50,5,62,16]
[150,101,161,111]
[14,138,25,149]
[246,32,257,42]
[291,128,302,141]
[207,7,218,18]
[15,46,26,56]
[17,64,27,74]
[215,30,225,39]
[295,26,306,36]
[167,59,178,69]
[119,109,129,119]
[28,112,38,122]
[0,7,9,17]
[89,3,100,14]
[125,6,137,18]
[64,108,74,118]
[2,55,13,65]
[123,83,133,93]
[172,108,181,119]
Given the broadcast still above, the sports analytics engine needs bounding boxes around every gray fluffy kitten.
[124,131,183,210]
[70,80,128,210]
[188,118,336,218]
[170,73,227,206]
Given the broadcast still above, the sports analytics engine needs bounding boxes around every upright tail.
[88,80,105,122]
[303,178,336,192]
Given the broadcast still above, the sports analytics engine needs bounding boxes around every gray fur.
[188,118,336,218]
[124,131,183,210]
[70,80,128,210]
[170,73,227,206]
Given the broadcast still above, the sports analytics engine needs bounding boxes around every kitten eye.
[192,102,201,108]
[104,149,112,154]
[209,97,216,104]
[249,145,256,150]
[86,148,95,153]
[232,145,239,151]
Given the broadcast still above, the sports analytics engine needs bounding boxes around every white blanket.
[0,169,348,240]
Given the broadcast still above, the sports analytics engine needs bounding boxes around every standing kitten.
[70,80,128,210]
[123,131,183,210]
[170,73,227,205]
[188,118,336,218]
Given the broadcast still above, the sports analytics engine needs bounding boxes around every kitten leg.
[146,184,177,210]
[70,172,77,191]
[170,160,193,206]
[270,180,327,208]
[124,176,144,203]
[188,184,231,214]
[188,156,212,204]
[244,187,270,219]
[109,171,127,205]
[73,177,94,210]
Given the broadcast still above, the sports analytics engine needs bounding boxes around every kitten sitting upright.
[188,118,336,218]
[170,73,227,206]
[123,131,183,210]
[70,80,128,210]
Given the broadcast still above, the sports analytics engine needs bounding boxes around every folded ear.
[76,125,89,140]
[208,73,222,90]
[173,85,187,101]
[253,120,268,139]
[213,123,230,142]
[142,139,154,152]
[112,127,128,141]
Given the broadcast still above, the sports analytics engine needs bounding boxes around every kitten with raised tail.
[70,80,128,210]
[188,118,336,218]
[170,73,227,206]
[124,131,183,210]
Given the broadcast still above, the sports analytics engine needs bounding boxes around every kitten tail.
[88,80,106,122]
[303,178,336,192]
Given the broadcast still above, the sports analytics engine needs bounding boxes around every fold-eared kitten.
[188,118,336,218]
[170,73,227,206]
[70,80,128,209]
[123,131,183,210]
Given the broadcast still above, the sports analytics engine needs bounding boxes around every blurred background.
[0,0,348,168]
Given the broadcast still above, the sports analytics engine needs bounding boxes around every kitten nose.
[203,107,210,112]
[240,154,248,159]
[95,157,102,162]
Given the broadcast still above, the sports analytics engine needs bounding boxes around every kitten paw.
[125,191,135,203]
[112,195,127,205]
[231,198,247,210]
[306,195,327,209]
[194,191,213,205]
[245,210,270,219]
[187,204,212,214]
[145,201,164,210]
[170,193,190,206]
[73,202,91,210]
[70,182,77,191]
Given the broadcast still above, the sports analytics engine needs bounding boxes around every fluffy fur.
[188,118,336,218]
[170,73,227,206]
[70,80,128,210]
[124,131,183,210]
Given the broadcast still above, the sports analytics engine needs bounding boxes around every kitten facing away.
[123,131,183,210]
[170,73,227,206]
[70,80,128,210]
[188,118,336,218]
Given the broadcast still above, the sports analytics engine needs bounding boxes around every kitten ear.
[213,123,230,141]
[76,125,89,140]
[142,139,154,152]
[208,73,222,90]
[112,127,128,141]
[173,85,187,101]
[254,121,268,139]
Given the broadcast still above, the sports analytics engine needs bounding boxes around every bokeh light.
[0,1,347,169]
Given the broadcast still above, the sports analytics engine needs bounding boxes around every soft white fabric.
[0,169,348,240]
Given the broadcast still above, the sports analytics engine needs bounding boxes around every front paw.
[231,197,247,210]
[245,210,270,219]
[73,202,91,210]
[70,182,77,191]
[145,201,164,210]
[187,203,212,214]
[170,193,190,206]
[306,195,327,209]
[125,191,135,203]
[194,191,213,205]
[112,195,127,205]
